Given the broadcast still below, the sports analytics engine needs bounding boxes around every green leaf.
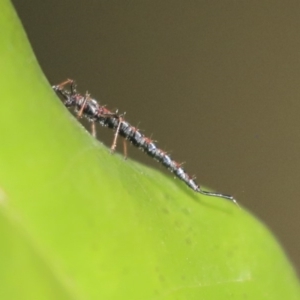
[0,0,299,299]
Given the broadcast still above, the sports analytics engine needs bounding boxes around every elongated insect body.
[53,79,237,205]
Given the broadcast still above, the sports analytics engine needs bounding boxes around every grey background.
[12,0,300,275]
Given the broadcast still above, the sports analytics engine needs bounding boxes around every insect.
[53,79,237,205]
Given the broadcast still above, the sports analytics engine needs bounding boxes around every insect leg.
[111,116,123,153]
[91,121,97,138]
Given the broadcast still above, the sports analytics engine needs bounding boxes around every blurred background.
[12,0,300,275]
